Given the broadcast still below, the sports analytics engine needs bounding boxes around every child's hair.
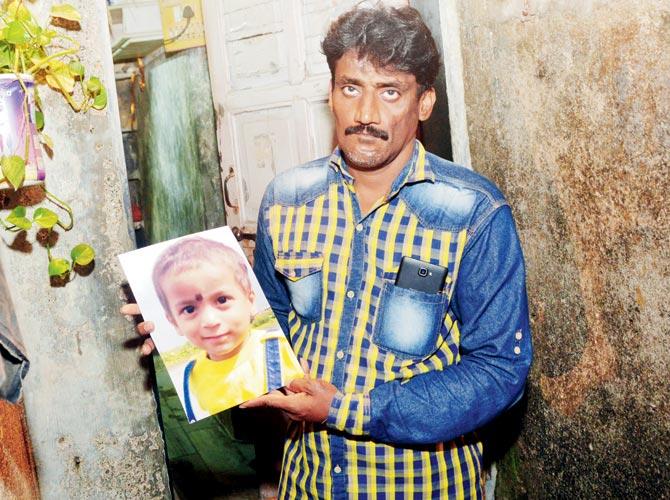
[152,236,252,315]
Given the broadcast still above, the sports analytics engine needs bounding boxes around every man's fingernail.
[124,315,133,322]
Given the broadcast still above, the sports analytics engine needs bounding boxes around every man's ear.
[328,81,334,113]
[418,87,437,122]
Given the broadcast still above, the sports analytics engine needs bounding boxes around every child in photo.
[152,236,303,422]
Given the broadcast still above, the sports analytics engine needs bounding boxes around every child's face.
[162,261,255,361]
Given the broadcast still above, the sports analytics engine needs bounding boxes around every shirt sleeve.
[0,284,29,403]
[365,205,533,445]
[326,391,370,435]
[253,192,292,338]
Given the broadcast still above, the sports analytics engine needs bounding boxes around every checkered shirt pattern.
[263,143,484,499]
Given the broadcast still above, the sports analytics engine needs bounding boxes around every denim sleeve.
[367,205,532,445]
[253,194,292,338]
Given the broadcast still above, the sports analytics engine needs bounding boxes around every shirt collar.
[327,140,435,192]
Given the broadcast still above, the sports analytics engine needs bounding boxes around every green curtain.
[137,47,225,243]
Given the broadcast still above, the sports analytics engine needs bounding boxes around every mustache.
[344,124,389,141]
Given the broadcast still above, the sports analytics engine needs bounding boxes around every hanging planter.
[0,1,107,285]
[0,74,45,188]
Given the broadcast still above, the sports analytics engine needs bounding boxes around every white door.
[202,0,407,241]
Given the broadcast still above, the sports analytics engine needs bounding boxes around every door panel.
[233,105,301,225]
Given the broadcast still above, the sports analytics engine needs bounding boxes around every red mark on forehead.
[195,293,202,301]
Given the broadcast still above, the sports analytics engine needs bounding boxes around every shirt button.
[356,223,363,232]
[515,330,523,340]
[346,290,355,299]
[514,346,521,355]
[336,350,344,360]
[334,465,342,474]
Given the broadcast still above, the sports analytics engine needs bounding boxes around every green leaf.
[7,1,33,22]
[1,155,26,190]
[68,60,84,77]
[85,76,101,95]
[48,258,71,277]
[39,132,54,149]
[0,44,12,69]
[9,205,25,217]
[50,4,81,23]
[92,85,107,110]
[33,207,59,229]
[5,21,29,45]
[46,60,75,93]
[6,206,31,230]
[71,243,95,266]
[38,33,52,46]
[35,110,44,130]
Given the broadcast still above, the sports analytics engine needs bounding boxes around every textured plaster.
[0,1,169,497]
[456,0,670,496]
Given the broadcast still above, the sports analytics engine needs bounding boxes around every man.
[124,5,532,498]
[242,5,532,498]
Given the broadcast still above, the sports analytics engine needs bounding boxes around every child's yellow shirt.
[186,326,303,417]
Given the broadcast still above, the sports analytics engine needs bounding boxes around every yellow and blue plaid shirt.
[254,141,532,499]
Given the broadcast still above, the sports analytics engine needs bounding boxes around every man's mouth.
[344,124,389,141]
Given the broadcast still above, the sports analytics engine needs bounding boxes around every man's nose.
[354,92,380,125]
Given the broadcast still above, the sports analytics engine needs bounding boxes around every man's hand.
[241,360,338,423]
[120,303,156,355]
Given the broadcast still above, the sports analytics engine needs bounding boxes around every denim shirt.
[254,141,532,498]
[0,264,29,403]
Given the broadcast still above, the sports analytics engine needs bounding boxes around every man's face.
[162,261,255,361]
[329,49,436,173]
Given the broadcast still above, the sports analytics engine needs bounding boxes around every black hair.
[152,237,252,316]
[321,5,441,95]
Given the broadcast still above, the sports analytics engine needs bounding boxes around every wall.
[455,0,669,496]
[0,0,169,497]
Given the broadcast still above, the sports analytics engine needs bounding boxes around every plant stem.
[42,186,74,230]
[45,229,52,260]
[26,47,78,74]
[13,48,19,74]
[17,75,31,163]
[49,72,82,111]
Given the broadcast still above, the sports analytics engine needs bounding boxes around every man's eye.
[342,85,359,96]
[181,305,195,314]
[217,296,228,304]
[382,89,400,100]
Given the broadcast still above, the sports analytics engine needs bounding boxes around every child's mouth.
[203,332,229,342]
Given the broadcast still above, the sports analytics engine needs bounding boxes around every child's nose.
[201,306,221,327]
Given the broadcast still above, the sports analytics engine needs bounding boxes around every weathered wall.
[0,0,169,497]
[455,0,669,497]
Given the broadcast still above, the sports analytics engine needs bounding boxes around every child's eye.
[217,296,228,304]
[181,305,195,315]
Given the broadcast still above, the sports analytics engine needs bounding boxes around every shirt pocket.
[274,251,324,322]
[372,280,449,360]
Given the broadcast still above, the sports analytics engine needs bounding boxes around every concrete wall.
[455,0,669,496]
[0,1,169,497]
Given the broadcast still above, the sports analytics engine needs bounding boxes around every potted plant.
[0,0,107,285]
